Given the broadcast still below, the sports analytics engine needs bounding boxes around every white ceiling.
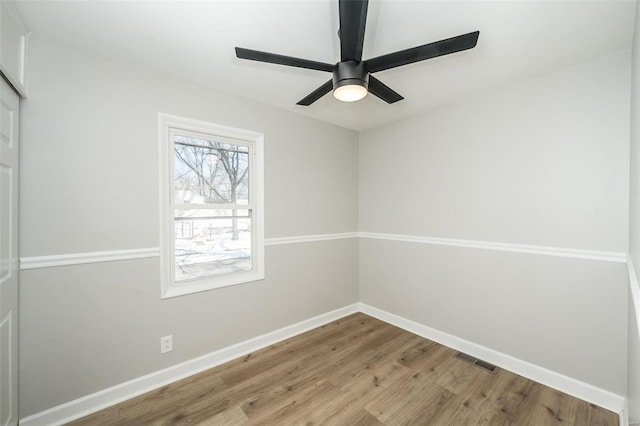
[15,0,636,131]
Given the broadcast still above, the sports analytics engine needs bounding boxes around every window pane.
[174,135,249,205]
[174,210,252,282]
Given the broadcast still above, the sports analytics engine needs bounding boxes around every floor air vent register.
[455,352,499,373]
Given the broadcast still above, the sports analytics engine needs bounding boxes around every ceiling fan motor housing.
[332,61,369,90]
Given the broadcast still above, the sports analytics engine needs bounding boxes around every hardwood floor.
[69,313,618,425]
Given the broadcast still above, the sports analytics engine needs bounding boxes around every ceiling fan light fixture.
[333,83,368,102]
[332,61,369,103]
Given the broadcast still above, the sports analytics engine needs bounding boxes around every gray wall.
[628,0,640,421]
[359,51,631,395]
[18,37,359,417]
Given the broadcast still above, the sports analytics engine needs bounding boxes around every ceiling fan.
[235,0,479,106]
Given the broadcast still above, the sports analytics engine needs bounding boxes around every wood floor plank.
[365,377,446,424]
[249,379,340,424]
[444,405,489,426]
[315,361,414,424]
[574,401,620,426]
[200,316,392,421]
[192,406,248,426]
[117,375,227,423]
[493,381,545,425]
[322,329,416,387]
[433,357,488,396]
[395,338,439,369]
[340,409,385,426]
[239,375,329,422]
[404,344,458,385]
[398,384,458,426]
[68,313,619,426]
[525,387,579,425]
[65,405,118,426]
[456,368,515,413]
[220,314,382,387]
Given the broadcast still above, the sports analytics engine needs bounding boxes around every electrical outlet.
[160,335,173,354]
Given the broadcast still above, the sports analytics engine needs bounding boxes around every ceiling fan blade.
[235,47,334,73]
[365,31,480,73]
[339,0,368,62]
[367,75,404,104]
[297,80,334,106]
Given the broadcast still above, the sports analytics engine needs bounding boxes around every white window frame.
[159,113,264,299]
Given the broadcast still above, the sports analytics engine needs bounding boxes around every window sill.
[161,270,265,299]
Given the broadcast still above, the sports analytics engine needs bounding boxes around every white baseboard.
[621,399,629,426]
[18,303,360,426]
[358,303,625,418]
[20,302,625,425]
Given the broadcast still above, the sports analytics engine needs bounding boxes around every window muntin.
[160,115,264,298]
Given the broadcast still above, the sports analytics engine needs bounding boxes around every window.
[159,114,264,298]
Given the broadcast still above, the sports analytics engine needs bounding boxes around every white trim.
[0,1,29,97]
[0,312,13,426]
[628,258,640,339]
[174,203,253,210]
[161,268,265,299]
[158,113,265,299]
[621,399,629,426]
[18,232,629,270]
[16,234,358,270]
[19,248,160,270]
[20,32,30,98]
[360,232,627,263]
[265,232,359,246]
[18,303,360,426]
[627,258,640,426]
[357,303,625,416]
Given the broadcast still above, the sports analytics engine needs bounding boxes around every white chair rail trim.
[19,248,161,270]
[19,232,627,270]
[359,232,627,263]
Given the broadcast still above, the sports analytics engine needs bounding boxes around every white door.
[0,76,19,426]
